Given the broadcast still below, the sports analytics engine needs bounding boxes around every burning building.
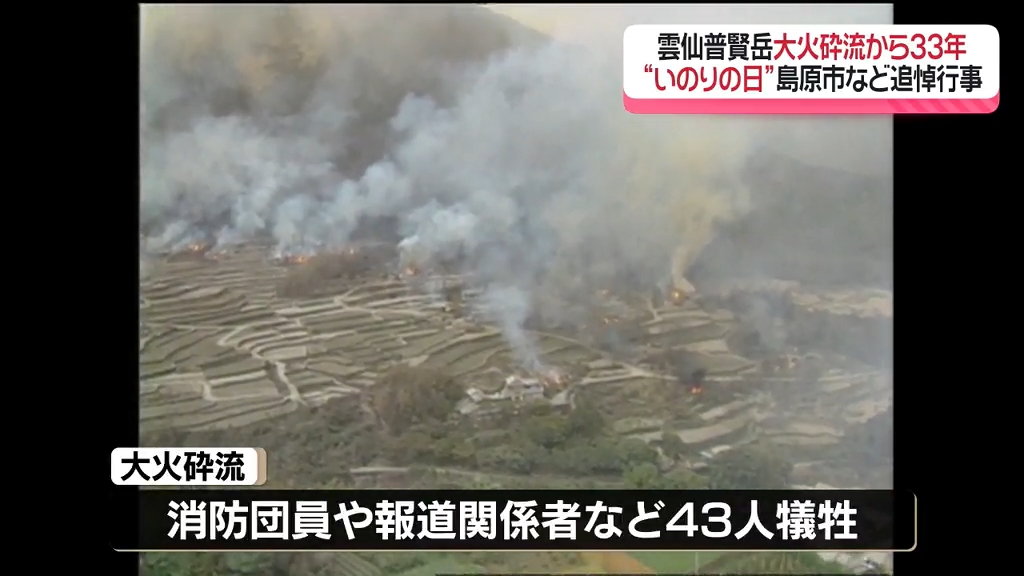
[501,375,546,402]
[538,368,572,393]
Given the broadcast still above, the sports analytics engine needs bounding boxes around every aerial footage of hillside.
[139,4,893,576]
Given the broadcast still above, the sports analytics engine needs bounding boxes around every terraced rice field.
[140,243,891,467]
[140,245,725,433]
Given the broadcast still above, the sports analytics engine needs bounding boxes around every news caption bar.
[109,487,915,551]
[111,447,267,486]
[623,24,999,114]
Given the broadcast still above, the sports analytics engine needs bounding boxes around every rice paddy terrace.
[139,243,891,473]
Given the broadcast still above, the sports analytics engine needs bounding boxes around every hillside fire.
[277,254,311,265]
[688,368,707,395]
[539,368,569,388]
[167,242,214,261]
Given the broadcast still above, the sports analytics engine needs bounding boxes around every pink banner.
[623,93,999,114]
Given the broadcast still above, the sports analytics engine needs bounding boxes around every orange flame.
[278,254,311,265]
[689,385,704,395]
[671,289,686,304]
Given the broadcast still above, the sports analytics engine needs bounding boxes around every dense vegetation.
[141,360,801,575]
[141,545,848,576]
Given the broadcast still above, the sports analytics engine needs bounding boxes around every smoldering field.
[141,5,892,368]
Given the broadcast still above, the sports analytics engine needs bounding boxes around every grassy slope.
[580,552,651,574]
[628,551,853,574]
[629,551,723,573]
[394,558,484,576]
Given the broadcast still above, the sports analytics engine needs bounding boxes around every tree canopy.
[371,366,463,434]
[706,445,793,490]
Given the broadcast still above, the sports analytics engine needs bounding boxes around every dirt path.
[579,552,654,574]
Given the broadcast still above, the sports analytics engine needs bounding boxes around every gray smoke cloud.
[140,4,892,368]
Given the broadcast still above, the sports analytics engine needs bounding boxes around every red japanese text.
[769,32,968,61]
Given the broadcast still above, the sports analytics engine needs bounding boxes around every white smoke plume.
[141,4,891,366]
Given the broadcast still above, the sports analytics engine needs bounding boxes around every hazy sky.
[489,3,894,176]
[490,3,893,41]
